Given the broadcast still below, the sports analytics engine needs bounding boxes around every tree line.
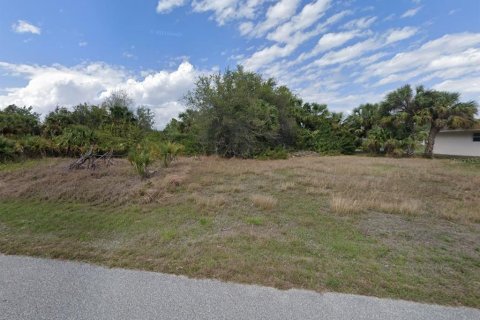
[0,91,156,162]
[1,66,478,164]
[164,66,478,158]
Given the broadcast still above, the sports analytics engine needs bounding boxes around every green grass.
[244,216,264,225]
[1,197,479,307]
[0,158,52,172]
[0,156,479,308]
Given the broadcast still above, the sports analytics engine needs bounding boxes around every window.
[473,133,480,142]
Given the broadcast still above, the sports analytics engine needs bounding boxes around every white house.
[433,125,480,157]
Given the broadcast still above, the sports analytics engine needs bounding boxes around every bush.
[317,131,356,155]
[128,144,152,178]
[297,122,356,155]
[95,130,131,156]
[55,125,97,156]
[256,147,289,160]
[0,136,16,162]
[153,142,184,167]
[19,136,56,158]
[0,105,40,135]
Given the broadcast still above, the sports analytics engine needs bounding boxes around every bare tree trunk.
[424,127,440,158]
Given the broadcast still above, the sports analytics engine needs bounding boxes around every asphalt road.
[0,254,478,320]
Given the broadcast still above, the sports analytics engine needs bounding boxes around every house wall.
[433,131,480,157]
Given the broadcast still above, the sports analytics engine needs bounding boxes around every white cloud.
[242,1,337,70]
[312,38,380,67]
[385,27,418,44]
[156,0,186,13]
[286,32,480,109]
[401,7,422,18]
[191,0,266,25]
[11,20,41,35]
[295,31,363,63]
[347,33,480,101]
[366,33,480,78]
[243,0,301,37]
[383,14,395,21]
[237,0,479,115]
[243,43,297,70]
[298,85,385,113]
[343,16,377,30]
[315,31,360,52]
[0,61,200,128]
[428,48,480,70]
[433,77,480,94]
[78,41,88,47]
[267,0,331,43]
[239,21,254,35]
[5,1,477,123]
[448,9,460,16]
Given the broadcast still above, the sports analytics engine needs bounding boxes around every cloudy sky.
[1,0,479,128]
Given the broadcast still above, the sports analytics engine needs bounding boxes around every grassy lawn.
[0,156,479,307]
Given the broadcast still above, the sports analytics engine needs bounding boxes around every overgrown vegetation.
[0,156,479,307]
[164,66,358,157]
[1,67,478,165]
[128,144,152,179]
[0,91,157,162]
[126,141,184,178]
[154,141,184,167]
[346,85,478,157]
[1,53,479,311]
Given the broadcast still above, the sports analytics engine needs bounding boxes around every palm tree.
[381,85,425,156]
[345,103,381,138]
[422,90,478,158]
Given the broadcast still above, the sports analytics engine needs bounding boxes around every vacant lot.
[0,156,479,307]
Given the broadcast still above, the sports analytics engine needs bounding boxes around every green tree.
[381,85,426,156]
[136,106,155,132]
[102,90,137,136]
[163,110,203,154]
[185,66,294,157]
[55,125,97,156]
[422,91,478,158]
[71,103,108,129]
[0,136,17,162]
[43,107,75,137]
[345,103,382,139]
[295,103,356,154]
[0,105,40,136]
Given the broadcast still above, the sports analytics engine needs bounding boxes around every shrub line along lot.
[0,155,479,308]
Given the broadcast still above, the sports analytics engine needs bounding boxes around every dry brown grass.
[0,156,480,222]
[279,181,295,191]
[1,155,479,307]
[191,193,227,209]
[0,157,193,206]
[331,196,422,216]
[250,194,278,210]
[0,155,478,222]
[183,155,479,222]
[214,184,247,193]
[330,196,361,215]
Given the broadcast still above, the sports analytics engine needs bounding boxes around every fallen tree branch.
[68,148,114,170]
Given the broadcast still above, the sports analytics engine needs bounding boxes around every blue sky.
[1,0,479,127]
